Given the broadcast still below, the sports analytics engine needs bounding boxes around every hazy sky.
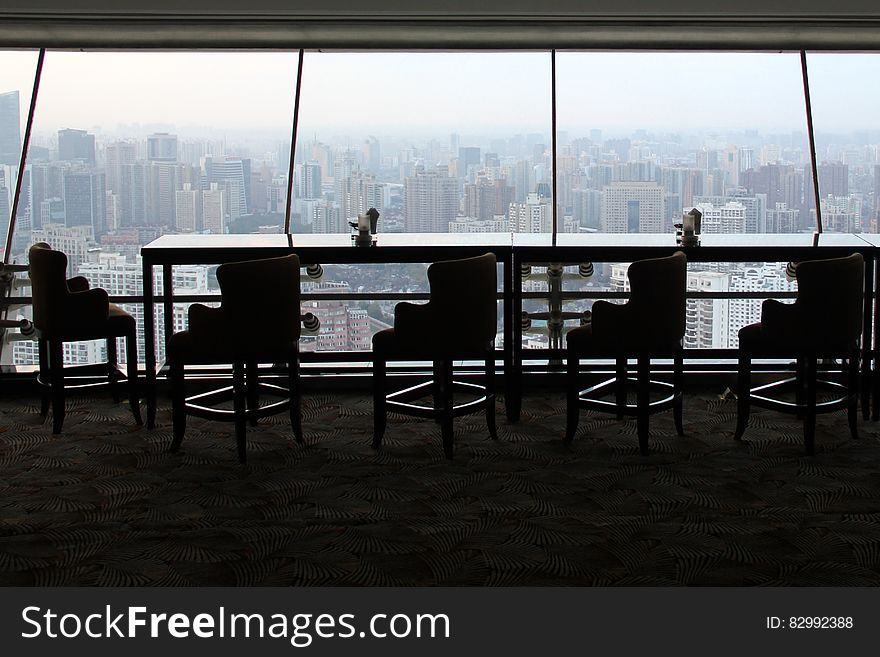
[2,50,880,141]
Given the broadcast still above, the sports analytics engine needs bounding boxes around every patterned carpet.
[2,382,880,586]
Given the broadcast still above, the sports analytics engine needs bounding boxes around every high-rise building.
[601,182,665,233]
[175,183,200,232]
[63,169,106,234]
[57,128,96,165]
[147,133,178,162]
[202,183,225,233]
[206,156,250,216]
[0,90,21,166]
[362,137,381,174]
[147,162,180,228]
[694,201,747,234]
[457,147,481,179]
[508,192,552,233]
[336,171,383,222]
[404,167,458,233]
[29,163,65,231]
[296,162,322,199]
[104,141,138,197]
[694,193,766,233]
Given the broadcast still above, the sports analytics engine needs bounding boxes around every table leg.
[143,260,156,428]
[162,264,174,362]
[507,251,523,422]
[869,256,878,421]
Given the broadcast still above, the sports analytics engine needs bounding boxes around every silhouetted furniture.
[565,251,687,455]
[168,253,303,463]
[372,253,498,458]
[734,253,864,455]
[140,233,516,428]
[28,242,141,433]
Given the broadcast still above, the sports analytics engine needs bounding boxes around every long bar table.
[509,232,876,422]
[141,233,514,428]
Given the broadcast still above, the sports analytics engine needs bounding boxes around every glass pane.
[293,51,552,236]
[556,51,813,236]
[536,52,811,350]
[0,51,40,368]
[805,53,880,233]
[7,51,299,366]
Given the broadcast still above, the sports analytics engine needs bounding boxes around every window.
[805,52,880,233]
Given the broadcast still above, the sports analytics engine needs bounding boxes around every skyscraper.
[404,167,458,233]
[601,182,665,233]
[147,133,178,162]
[58,128,96,165]
[0,90,21,166]
[63,169,106,234]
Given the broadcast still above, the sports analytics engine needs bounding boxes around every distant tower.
[404,167,458,233]
[147,133,178,162]
[601,182,665,233]
[63,168,106,234]
[57,128,96,166]
[0,90,21,165]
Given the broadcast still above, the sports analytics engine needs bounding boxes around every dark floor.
[2,385,880,586]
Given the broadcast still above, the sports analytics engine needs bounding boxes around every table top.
[141,231,877,265]
[142,232,514,265]
[514,232,874,261]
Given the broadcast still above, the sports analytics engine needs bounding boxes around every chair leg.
[372,355,386,449]
[615,356,626,420]
[804,357,817,456]
[289,351,303,445]
[734,353,750,441]
[795,357,806,420]
[673,350,684,437]
[432,359,443,424]
[636,356,650,455]
[38,338,49,417]
[565,352,579,445]
[107,337,120,403]
[485,353,497,440]
[848,353,859,441]
[246,361,259,427]
[170,359,186,452]
[49,340,65,434]
[125,332,142,426]
[233,361,247,464]
[440,358,454,459]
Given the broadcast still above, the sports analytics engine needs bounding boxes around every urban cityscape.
[2,52,880,367]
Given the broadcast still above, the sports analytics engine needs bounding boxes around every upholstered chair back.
[214,253,302,348]
[790,253,864,349]
[591,251,687,351]
[29,242,73,335]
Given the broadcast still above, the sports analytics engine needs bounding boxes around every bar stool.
[372,253,498,458]
[28,242,141,433]
[168,253,305,463]
[565,251,687,455]
[734,253,864,455]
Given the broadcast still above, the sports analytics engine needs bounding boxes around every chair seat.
[738,321,858,355]
[43,304,136,342]
[566,323,681,356]
[372,327,492,358]
[169,329,295,364]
